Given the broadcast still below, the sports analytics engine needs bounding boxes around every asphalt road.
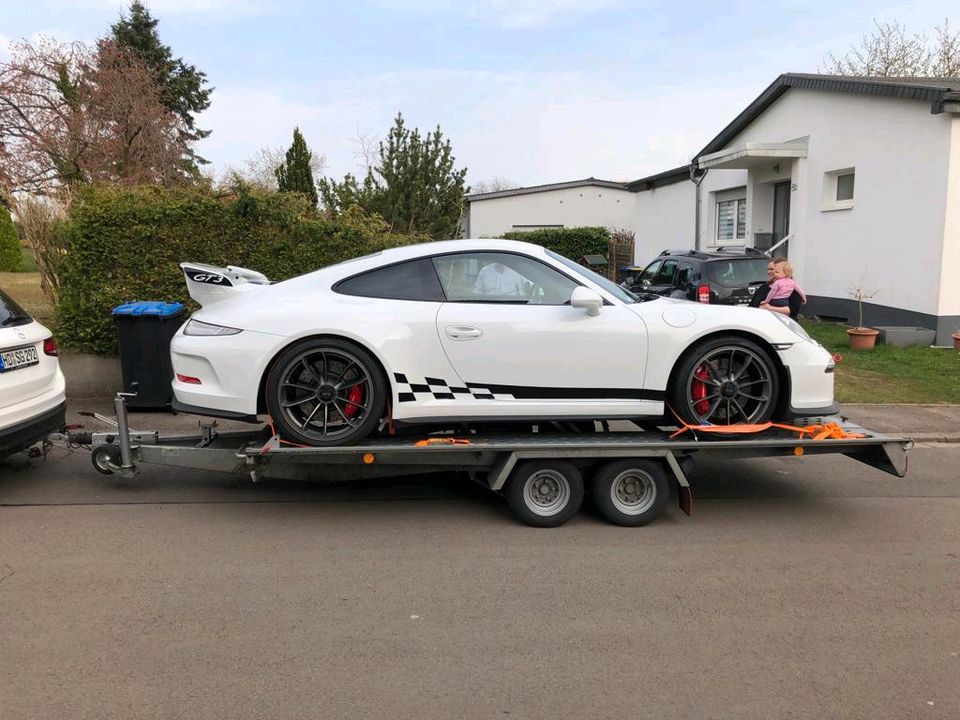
[2,442,959,719]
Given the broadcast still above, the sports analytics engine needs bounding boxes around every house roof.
[465,177,629,202]
[696,72,960,158]
[625,165,690,191]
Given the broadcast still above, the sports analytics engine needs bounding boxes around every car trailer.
[59,393,911,528]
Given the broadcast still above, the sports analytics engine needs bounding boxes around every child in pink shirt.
[761,260,806,312]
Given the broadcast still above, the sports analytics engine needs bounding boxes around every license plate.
[0,344,39,373]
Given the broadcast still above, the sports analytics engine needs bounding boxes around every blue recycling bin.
[112,301,186,409]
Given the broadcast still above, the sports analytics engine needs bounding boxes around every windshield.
[707,258,770,287]
[546,250,641,303]
[0,289,33,327]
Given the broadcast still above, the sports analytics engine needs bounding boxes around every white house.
[466,74,960,345]
[463,178,635,238]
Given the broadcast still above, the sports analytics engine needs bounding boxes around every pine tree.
[110,1,212,173]
[319,113,467,239]
[275,127,318,207]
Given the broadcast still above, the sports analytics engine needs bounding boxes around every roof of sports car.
[349,238,547,266]
[276,238,551,287]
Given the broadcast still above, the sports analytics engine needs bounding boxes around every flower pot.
[847,327,880,350]
[953,333,960,351]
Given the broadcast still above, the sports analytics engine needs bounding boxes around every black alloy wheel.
[669,337,779,426]
[266,338,387,446]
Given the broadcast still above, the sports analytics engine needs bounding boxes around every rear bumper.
[0,401,66,456]
[171,398,260,424]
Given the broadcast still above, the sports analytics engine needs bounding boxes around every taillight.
[43,337,58,356]
[697,285,711,303]
[176,373,202,385]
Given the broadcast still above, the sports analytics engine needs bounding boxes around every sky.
[2,0,959,188]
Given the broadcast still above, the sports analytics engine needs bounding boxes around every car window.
[433,252,579,305]
[0,289,32,327]
[707,259,770,287]
[674,263,694,288]
[639,260,662,284]
[334,258,446,301]
[654,259,679,284]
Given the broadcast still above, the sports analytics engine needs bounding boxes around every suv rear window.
[707,259,769,287]
[0,289,32,328]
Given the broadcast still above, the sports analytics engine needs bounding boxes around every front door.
[772,181,791,257]
[432,252,651,418]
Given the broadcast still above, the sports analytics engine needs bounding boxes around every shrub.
[55,185,423,354]
[0,205,22,271]
[500,226,611,263]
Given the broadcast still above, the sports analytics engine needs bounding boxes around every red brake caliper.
[344,383,364,418]
[692,364,710,416]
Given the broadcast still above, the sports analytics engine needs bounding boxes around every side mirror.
[571,287,602,317]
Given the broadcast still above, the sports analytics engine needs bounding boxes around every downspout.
[690,162,708,251]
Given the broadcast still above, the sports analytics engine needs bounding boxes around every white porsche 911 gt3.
[171,239,837,446]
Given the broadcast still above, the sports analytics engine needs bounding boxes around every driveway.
[2,443,959,719]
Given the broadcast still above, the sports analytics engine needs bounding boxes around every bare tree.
[0,36,189,199]
[81,40,188,186]
[823,18,960,78]
[470,176,521,194]
[932,20,960,77]
[221,144,327,191]
[353,127,379,172]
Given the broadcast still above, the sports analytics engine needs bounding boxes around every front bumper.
[777,340,837,416]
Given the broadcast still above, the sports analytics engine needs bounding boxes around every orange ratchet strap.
[414,437,473,446]
[669,419,865,441]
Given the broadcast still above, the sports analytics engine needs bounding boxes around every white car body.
[0,289,66,458]
[171,239,836,427]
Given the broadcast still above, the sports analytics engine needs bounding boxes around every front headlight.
[773,313,811,341]
[183,319,242,336]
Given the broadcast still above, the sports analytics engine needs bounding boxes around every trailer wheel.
[91,445,120,475]
[591,459,669,527]
[505,461,584,528]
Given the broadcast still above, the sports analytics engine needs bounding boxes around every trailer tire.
[505,461,584,528]
[591,459,669,527]
[91,445,120,475]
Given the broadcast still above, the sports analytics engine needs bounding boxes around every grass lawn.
[801,319,960,404]
[0,271,54,326]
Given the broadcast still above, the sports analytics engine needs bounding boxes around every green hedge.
[0,205,21,272]
[56,185,422,354]
[500,226,610,261]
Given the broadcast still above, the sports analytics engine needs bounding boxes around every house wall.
[632,180,695,265]
[695,89,955,331]
[466,186,635,238]
[936,115,960,340]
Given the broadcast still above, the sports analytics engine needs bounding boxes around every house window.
[823,168,855,211]
[836,172,855,201]
[716,197,747,242]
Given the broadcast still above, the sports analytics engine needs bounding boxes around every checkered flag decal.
[394,373,515,402]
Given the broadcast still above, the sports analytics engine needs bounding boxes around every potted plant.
[952,328,960,351]
[846,286,880,350]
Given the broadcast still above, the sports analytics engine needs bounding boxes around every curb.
[904,434,960,444]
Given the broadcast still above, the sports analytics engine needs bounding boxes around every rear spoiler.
[180,262,270,307]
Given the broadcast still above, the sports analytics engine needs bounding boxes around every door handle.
[445,325,483,340]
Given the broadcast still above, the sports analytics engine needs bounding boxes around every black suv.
[622,248,770,306]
